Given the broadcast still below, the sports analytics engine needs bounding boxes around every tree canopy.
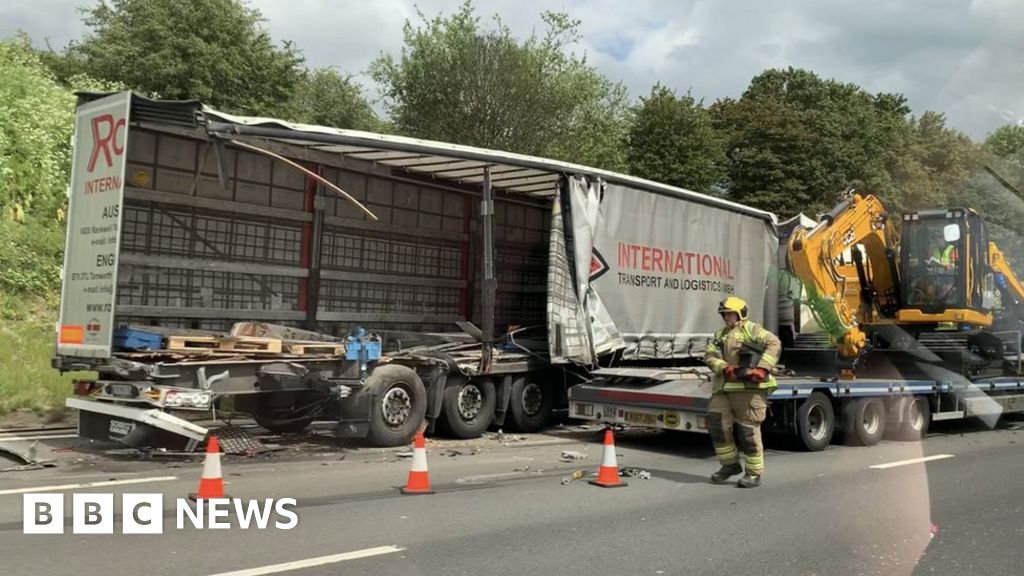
[281,67,383,132]
[627,84,726,194]
[67,0,304,114]
[370,2,630,170]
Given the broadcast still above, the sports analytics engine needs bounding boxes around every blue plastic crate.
[345,339,382,361]
[113,328,163,351]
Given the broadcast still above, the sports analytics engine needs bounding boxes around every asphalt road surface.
[0,418,1021,576]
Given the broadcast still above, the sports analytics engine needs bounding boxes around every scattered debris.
[514,465,531,472]
[0,440,55,469]
[559,450,587,462]
[443,449,464,458]
[620,467,651,480]
[561,470,586,485]
[494,429,526,445]
[395,451,414,459]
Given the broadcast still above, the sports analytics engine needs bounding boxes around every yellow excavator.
[787,190,1024,371]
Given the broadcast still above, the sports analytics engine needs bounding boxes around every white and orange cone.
[589,428,627,488]
[401,430,435,495]
[189,435,230,500]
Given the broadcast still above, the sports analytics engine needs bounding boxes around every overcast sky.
[3,0,1022,140]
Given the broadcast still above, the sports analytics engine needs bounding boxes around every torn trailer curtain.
[548,176,779,364]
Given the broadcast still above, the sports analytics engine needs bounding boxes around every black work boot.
[710,463,743,484]
[736,473,762,488]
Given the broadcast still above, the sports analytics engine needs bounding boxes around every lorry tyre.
[507,376,554,432]
[439,377,496,439]
[841,398,887,446]
[796,392,835,451]
[365,364,427,447]
[889,396,931,441]
[253,392,315,434]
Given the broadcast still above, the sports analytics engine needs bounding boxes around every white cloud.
[2,0,1021,139]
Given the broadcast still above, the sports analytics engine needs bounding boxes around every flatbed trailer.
[569,366,1024,450]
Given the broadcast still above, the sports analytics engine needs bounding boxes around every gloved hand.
[723,365,740,380]
[748,367,769,383]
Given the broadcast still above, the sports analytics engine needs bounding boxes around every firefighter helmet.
[718,296,748,321]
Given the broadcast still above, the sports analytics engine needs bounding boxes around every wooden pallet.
[167,335,283,354]
[284,341,345,356]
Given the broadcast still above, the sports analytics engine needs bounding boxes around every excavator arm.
[989,242,1024,310]
[787,193,900,358]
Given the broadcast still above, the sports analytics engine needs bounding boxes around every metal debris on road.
[0,440,56,469]
[620,467,651,480]
[395,451,414,459]
[213,425,271,455]
[559,450,587,462]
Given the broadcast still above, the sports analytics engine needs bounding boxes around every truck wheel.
[889,396,931,441]
[253,392,315,434]
[507,376,554,432]
[796,392,835,451]
[841,398,887,446]
[366,364,427,447]
[439,377,496,439]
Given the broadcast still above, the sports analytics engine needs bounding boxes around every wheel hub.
[862,403,881,435]
[807,405,827,440]
[381,386,412,428]
[520,382,543,416]
[457,385,483,420]
[909,400,923,430]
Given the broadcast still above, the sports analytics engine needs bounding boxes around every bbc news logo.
[23,494,298,534]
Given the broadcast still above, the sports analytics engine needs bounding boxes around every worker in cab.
[927,230,957,271]
[703,296,782,488]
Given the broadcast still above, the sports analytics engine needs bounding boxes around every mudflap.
[336,384,373,439]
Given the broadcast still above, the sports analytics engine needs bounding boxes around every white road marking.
[0,475,178,495]
[205,546,405,576]
[869,454,955,470]
[0,434,79,442]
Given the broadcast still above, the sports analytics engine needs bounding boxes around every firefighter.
[703,296,782,488]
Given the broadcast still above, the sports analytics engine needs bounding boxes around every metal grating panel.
[122,204,303,265]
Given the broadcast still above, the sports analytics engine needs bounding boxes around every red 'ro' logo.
[86,114,126,173]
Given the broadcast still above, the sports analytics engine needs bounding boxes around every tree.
[280,68,382,131]
[627,84,726,193]
[370,2,630,170]
[710,67,972,218]
[68,0,304,113]
[984,124,1024,160]
[0,35,120,221]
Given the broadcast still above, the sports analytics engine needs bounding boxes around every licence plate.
[623,411,657,426]
[107,383,137,398]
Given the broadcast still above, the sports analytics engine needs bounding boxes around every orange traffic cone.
[400,430,434,495]
[189,435,229,500]
[589,428,627,488]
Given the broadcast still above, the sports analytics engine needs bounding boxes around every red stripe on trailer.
[596,389,697,407]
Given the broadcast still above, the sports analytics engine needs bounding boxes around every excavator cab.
[898,208,994,327]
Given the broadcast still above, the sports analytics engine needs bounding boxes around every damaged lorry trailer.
[55,91,778,449]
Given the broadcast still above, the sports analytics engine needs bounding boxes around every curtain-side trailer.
[55,92,776,449]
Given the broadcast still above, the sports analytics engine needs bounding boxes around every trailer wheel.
[507,376,554,432]
[841,398,887,446]
[366,364,427,447]
[438,377,496,439]
[796,392,835,451]
[889,396,931,441]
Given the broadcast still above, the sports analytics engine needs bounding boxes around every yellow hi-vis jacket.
[704,320,782,394]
